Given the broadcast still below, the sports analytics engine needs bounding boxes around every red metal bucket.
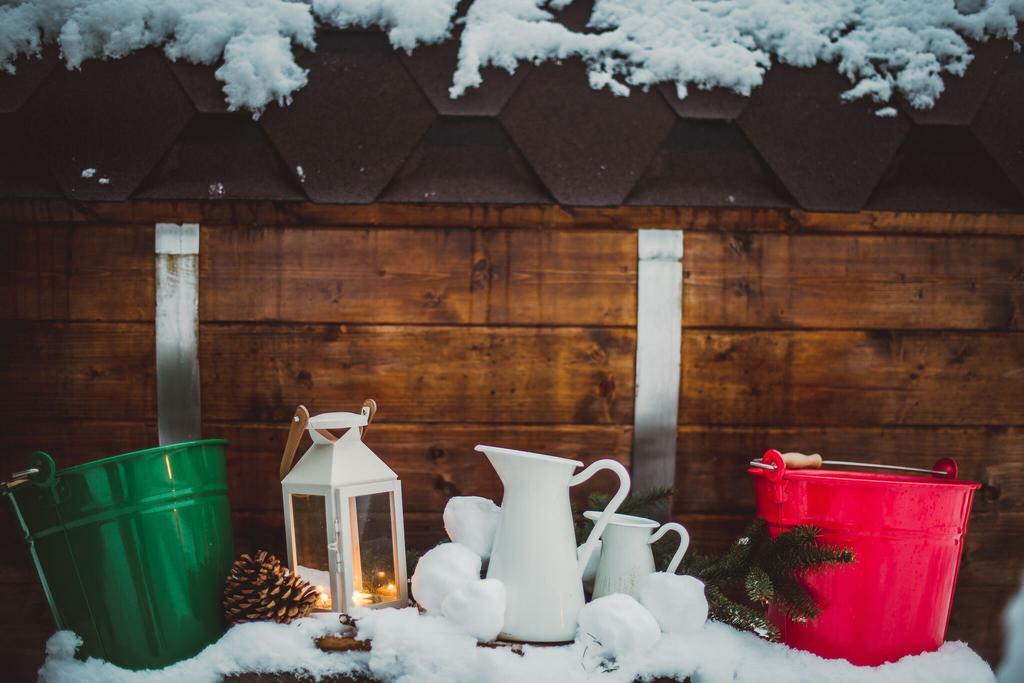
[749,449,980,666]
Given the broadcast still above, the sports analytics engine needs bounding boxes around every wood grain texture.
[3,201,1024,236]
[684,232,1024,330]
[200,227,636,326]
[0,224,153,321]
[200,324,635,424]
[215,422,631,515]
[680,330,1024,426]
[0,322,155,420]
[0,419,157,472]
[673,426,1021,514]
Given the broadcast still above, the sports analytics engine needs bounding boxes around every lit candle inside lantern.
[314,586,332,610]
[352,590,374,607]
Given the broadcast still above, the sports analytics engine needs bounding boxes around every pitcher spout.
[474,445,582,488]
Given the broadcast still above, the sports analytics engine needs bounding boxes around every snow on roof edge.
[0,0,1021,116]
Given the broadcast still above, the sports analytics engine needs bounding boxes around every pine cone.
[223,550,322,625]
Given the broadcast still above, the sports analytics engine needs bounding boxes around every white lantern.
[279,400,408,612]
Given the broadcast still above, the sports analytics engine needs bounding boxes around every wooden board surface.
[200,324,635,424]
[3,201,1024,236]
[684,232,1024,330]
[0,322,155,420]
[0,224,153,321]
[201,227,636,326]
[680,330,1024,426]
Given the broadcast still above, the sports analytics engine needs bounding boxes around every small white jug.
[583,511,689,600]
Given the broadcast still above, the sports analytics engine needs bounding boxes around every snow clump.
[443,495,501,559]
[409,541,481,613]
[36,608,996,683]
[577,593,661,661]
[440,577,507,642]
[36,613,360,683]
[639,572,709,635]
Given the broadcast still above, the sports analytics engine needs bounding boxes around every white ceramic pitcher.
[583,511,689,600]
[476,445,630,642]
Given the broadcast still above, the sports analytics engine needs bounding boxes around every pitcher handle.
[649,522,690,574]
[570,459,630,576]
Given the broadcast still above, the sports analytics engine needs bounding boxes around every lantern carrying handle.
[360,399,377,436]
[279,405,310,479]
[279,400,379,479]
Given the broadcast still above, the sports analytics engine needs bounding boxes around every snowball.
[410,542,481,613]
[577,593,660,660]
[443,496,501,560]
[639,572,708,635]
[441,578,506,642]
[578,539,602,586]
[999,575,1024,683]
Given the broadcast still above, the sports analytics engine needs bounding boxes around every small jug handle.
[570,459,630,576]
[649,522,690,574]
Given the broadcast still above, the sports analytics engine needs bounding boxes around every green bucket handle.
[2,451,62,628]
[1,450,56,494]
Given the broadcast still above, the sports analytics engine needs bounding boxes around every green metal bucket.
[4,440,234,670]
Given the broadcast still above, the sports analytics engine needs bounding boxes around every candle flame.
[313,586,332,610]
[352,590,374,607]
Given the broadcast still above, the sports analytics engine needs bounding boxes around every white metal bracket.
[631,229,684,508]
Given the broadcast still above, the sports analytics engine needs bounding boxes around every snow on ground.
[0,1,1021,114]
[37,613,363,683]
[38,607,995,683]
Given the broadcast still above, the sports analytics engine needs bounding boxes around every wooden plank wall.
[0,206,1022,677]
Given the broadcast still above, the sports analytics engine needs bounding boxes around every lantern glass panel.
[291,493,332,609]
[348,492,399,607]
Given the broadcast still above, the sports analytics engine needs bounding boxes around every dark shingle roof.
[1,32,1022,211]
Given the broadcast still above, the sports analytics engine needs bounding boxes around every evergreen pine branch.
[762,525,823,573]
[705,584,780,641]
[743,566,774,604]
[771,577,821,622]
[763,525,854,576]
[688,520,765,583]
